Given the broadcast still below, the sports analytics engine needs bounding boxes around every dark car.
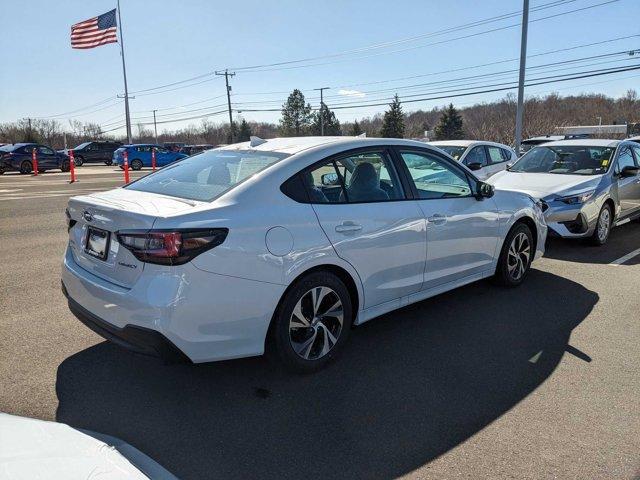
[0,143,70,174]
[162,142,186,152]
[58,141,122,166]
[180,144,216,156]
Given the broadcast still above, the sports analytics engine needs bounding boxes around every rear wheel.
[589,204,612,246]
[74,156,84,167]
[61,160,70,172]
[271,271,352,373]
[20,161,32,174]
[131,159,143,171]
[494,223,534,287]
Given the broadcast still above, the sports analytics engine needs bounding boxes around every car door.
[462,145,490,180]
[485,145,509,178]
[614,145,640,218]
[305,148,427,309]
[394,147,501,290]
[36,145,58,168]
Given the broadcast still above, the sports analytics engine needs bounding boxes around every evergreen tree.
[434,103,465,140]
[279,89,312,136]
[380,94,405,138]
[350,120,363,136]
[311,104,341,136]
[238,118,252,142]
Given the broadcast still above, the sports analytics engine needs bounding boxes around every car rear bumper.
[61,245,285,363]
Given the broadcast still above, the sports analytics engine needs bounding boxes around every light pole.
[314,87,330,135]
[514,0,529,154]
[153,109,158,144]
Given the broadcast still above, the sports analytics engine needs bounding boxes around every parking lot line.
[609,247,640,266]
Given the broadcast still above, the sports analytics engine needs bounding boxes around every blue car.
[0,143,70,174]
[113,144,188,170]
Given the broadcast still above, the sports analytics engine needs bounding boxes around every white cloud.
[338,89,366,98]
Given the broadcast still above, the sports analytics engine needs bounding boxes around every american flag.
[71,9,118,49]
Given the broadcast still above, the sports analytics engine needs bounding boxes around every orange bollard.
[151,147,156,171]
[69,149,76,183]
[123,150,130,184]
[32,148,38,176]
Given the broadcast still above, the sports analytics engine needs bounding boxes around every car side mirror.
[620,165,639,177]
[466,162,483,171]
[321,172,339,186]
[476,182,495,199]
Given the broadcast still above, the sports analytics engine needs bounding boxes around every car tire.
[74,156,84,167]
[494,222,534,287]
[20,161,32,174]
[131,159,143,171]
[589,204,612,246]
[105,160,113,166]
[61,160,70,173]
[271,271,352,373]
[0,168,5,175]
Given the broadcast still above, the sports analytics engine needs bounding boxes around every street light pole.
[514,0,529,154]
[152,109,158,144]
[314,87,330,136]
[216,70,236,142]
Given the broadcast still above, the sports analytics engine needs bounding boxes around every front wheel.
[494,223,534,287]
[74,156,84,167]
[130,159,143,171]
[61,160,70,172]
[589,204,612,246]
[20,161,32,174]
[271,271,352,373]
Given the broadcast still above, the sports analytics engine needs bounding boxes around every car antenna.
[250,136,267,147]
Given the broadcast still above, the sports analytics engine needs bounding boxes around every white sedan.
[62,137,546,372]
[428,140,518,180]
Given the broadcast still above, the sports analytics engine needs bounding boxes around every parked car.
[180,144,216,156]
[0,143,70,174]
[58,141,122,166]
[488,139,640,245]
[113,144,188,170]
[62,137,546,372]
[163,142,186,152]
[429,140,517,180]
[519,134,591,155]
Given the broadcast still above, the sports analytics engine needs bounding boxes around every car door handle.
[427,214,447,225]
[335,221,362,233]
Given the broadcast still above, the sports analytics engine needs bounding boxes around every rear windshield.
[510,145,614,175]
[125,149,289,201]
[0,144,22,152]
[434,145,467,160]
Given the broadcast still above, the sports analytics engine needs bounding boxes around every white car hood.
[488,170,602,199]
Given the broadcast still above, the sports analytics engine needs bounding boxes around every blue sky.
[1,0,638,135]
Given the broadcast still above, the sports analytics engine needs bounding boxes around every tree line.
[1,89,638,149]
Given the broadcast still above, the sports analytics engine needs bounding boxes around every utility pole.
[116,0,132,144]
[216,70,236,143]
[313,87,330,135]
[514,0,529,154]
[152,110,158,144]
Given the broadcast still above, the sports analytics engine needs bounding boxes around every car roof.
[428,140,512,149]
[539,139,621,147]
[523,135,565,142]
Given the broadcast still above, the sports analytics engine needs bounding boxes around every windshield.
[435,145,467,161]
[125,149,289,201]
[74,142,90,150]
[509,145,614,175]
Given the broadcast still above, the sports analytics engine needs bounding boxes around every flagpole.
[116,0,132,144]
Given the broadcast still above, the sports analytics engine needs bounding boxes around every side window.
[399,150,472,199]
[486,146,505,165]
[616,147,636,173]
[37,146,54,155]
[631,146,640,165]
[463,146,488,167]
[304,151,403,203]
[500,148,512,162]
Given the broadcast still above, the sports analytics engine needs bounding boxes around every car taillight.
[116,228,228,265]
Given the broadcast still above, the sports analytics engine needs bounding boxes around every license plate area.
[85,227,110,261]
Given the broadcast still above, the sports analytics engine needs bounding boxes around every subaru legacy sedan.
[62,137,546,372]
[489,139,640,245]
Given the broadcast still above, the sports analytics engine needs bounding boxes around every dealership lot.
[0,167,639,479]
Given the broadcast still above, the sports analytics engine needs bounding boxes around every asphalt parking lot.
[0,165,639,479]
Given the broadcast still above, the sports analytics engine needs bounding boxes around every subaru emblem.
[83,211,93,222]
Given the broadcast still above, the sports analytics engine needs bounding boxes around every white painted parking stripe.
[609,248,640,266]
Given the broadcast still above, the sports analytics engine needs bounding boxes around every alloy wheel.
[289,286,344,361]
[597,208,610,243]
[507,232,531,281]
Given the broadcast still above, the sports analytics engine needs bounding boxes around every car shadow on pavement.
[56,270,598,480]
[544,220,640,265]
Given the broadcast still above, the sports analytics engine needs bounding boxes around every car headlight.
[558,190,595,205]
